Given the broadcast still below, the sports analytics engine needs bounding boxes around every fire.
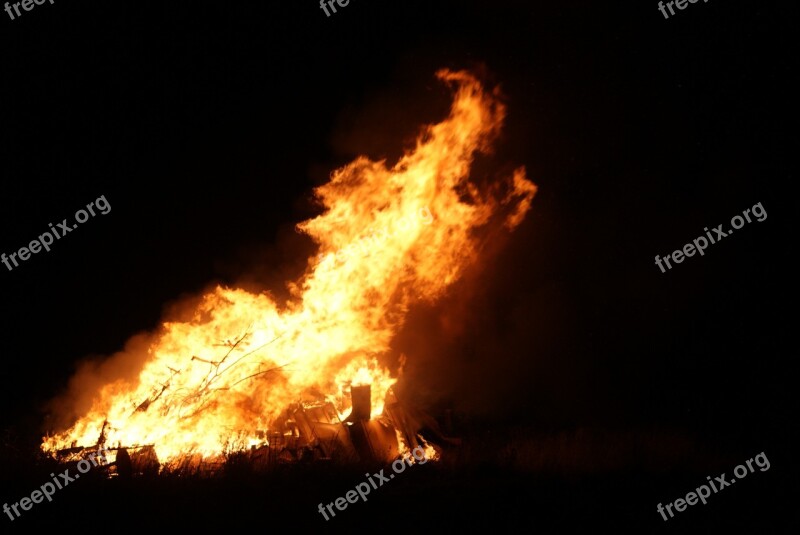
[396,430,439,463]
[42,69,537,464]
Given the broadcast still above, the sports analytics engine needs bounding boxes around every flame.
[395,430,439,464]
[42,69,536,463]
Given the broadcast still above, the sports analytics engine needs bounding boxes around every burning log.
[346,385,372,422]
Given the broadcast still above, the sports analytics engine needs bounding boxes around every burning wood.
[42,69,536,469]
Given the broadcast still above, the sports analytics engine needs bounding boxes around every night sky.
[0,0,794,530]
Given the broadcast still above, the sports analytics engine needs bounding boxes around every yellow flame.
[42,69,536,463]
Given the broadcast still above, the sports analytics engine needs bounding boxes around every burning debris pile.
[53,383,440,477]
[41,69,537,472]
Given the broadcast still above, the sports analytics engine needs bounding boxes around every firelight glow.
[42,69,537,464]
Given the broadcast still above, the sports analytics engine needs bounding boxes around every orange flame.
[42,69,536,463]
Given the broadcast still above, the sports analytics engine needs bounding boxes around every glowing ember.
[42,69,537,464]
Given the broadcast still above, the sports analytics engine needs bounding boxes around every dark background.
[0,0,795,531]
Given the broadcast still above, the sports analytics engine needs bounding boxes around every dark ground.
[0,0,796,532]
[0,424,794,531]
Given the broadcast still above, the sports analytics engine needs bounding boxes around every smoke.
[41,288,219,434]
[391,196,600,427]
[43,333,153,433]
